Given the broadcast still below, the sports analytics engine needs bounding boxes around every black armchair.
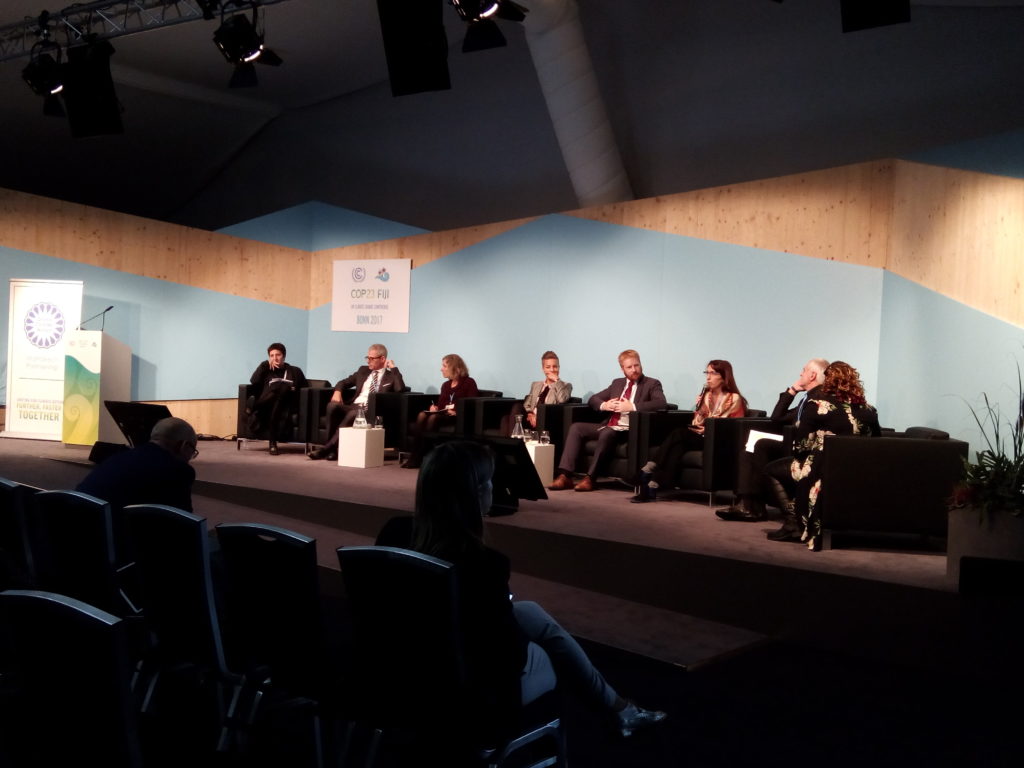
[639,411,764,504]
[398,390,504,454]
[303,384,413,449]
[819,432,968,550]
[560,402,677,483]
[237,379,331,451]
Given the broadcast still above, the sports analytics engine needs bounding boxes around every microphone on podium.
[78,305,114,331]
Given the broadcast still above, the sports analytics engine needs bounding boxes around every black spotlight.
[22,40,66,117]
[61,38,123,138]
[451,0,528,53]
[213,6,282,87]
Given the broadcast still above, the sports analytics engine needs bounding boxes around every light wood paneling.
[564,161,894,268]
[889,161,1024,328]
[0,188,312,309]
[308,218,537,307]
[144,399,238,440]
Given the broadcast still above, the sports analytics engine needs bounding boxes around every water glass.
[374,416,383,429]
[539,430,550,445]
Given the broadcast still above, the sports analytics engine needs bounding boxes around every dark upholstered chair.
[560,402,677,483]
[125,504,246,753]
[471,398,583,463]
[0,478,41,589]
[26,490,129,615]
[303,384,413,449]
[0,590,143,767]
[638,409,767,504]
[215,522,335,764]
[337,545,566,768]
[818,433,968,550]
[396,391,504,453]
[236,379,332,451]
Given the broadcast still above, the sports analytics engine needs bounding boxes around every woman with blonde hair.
[403,353,479,468]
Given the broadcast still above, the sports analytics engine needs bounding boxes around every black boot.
[765,477,800,541]
[630,472,656,503]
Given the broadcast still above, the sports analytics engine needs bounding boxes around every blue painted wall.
[1,246,306,402]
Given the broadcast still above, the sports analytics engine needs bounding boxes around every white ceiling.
[2,0,1023,233]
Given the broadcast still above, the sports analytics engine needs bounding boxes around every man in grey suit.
[548,349,667,492]
[309,343,405,460]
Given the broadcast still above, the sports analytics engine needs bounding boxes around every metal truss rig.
[0,0,289,64]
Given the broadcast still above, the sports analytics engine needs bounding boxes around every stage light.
[22,42,64,97]
[213,5,282,88]
[451,0,528,53]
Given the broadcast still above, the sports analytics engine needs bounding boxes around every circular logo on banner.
[24,302,66,349]
[351,267,366,282]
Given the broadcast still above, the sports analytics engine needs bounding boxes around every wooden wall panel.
[889,161,1024,328]
[0,188,311,308]
[564,161,893,268]
[145,399,238,440]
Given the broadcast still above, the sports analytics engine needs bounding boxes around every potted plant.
[947,368,1024,585]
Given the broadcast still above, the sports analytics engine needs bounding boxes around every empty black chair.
[337,545,565,768]
[0,478,40,589]
[26,489,128,615]
[125,504,246,753]
[0,589,142,767]
[216,522,338,764]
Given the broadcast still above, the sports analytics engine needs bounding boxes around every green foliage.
[960,365,1024,519]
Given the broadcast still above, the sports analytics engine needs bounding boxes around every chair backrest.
[0,589,142,767]
[27,490,122,614]
[337,545,466,721]
[0,478,41,588]
[215,522,324,694]
[124,504,229,673]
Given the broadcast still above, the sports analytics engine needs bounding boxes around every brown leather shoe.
[574,475,594,492]
[548,473,573,491]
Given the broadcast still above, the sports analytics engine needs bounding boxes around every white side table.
[525,441,555,486]
[338,427,385,468]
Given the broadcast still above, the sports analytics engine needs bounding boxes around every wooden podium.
[62,330,132,446]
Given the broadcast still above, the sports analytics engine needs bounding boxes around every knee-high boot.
[765,477,800,541]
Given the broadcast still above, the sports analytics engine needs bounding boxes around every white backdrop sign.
[4,279,84,439]
[331,259,411,333]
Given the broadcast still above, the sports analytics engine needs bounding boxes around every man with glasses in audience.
[309,343,405,460]
[77,416,199,514]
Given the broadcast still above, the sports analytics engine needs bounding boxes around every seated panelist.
[309,343,404,461]
[402,354,479,469]
[247,342,308,455]
[500,350,573,436]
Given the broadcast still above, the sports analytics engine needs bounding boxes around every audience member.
[499,350,573,436]
[632,359,745,502]
[246,342,308,455]
[791,361,881,551]
[548,349,666,493]
[716,358,828,526]
[402,354,479,469]
[377,440,667,737]
[309,343,405,460]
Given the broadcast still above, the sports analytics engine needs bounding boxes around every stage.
[1,435,977,675]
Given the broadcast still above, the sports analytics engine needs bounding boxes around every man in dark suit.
[715,358,828,537]
[548,349,666,492]
[309,343,405,460]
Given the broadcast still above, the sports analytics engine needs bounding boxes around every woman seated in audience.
[790,360,880,551]
[402,353,479,468]
[246,342,308,455]
[499,350,573,436]
[632,359,746,502]
[378,440,667,737]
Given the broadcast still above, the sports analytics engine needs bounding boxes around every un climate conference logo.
[351,267,366,282]
[24,302,66,349]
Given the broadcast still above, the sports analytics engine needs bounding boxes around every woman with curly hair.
[790,360,881,550]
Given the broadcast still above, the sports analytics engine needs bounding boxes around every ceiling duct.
[523,0,632,207]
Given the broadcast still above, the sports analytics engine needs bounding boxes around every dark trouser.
[407,410,455,463]
[733,437,793,511]
[557,422,626,478]
[320,401,363,449]
[251,384,297,441]
[651,427,704,487]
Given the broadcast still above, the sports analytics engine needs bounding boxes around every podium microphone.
[78,305,114,330]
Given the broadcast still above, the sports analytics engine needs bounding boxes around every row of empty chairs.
[0,478,566,768]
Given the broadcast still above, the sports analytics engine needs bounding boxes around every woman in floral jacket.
[791,361,881,550]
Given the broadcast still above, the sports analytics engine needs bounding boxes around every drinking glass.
[539,430,550,445]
